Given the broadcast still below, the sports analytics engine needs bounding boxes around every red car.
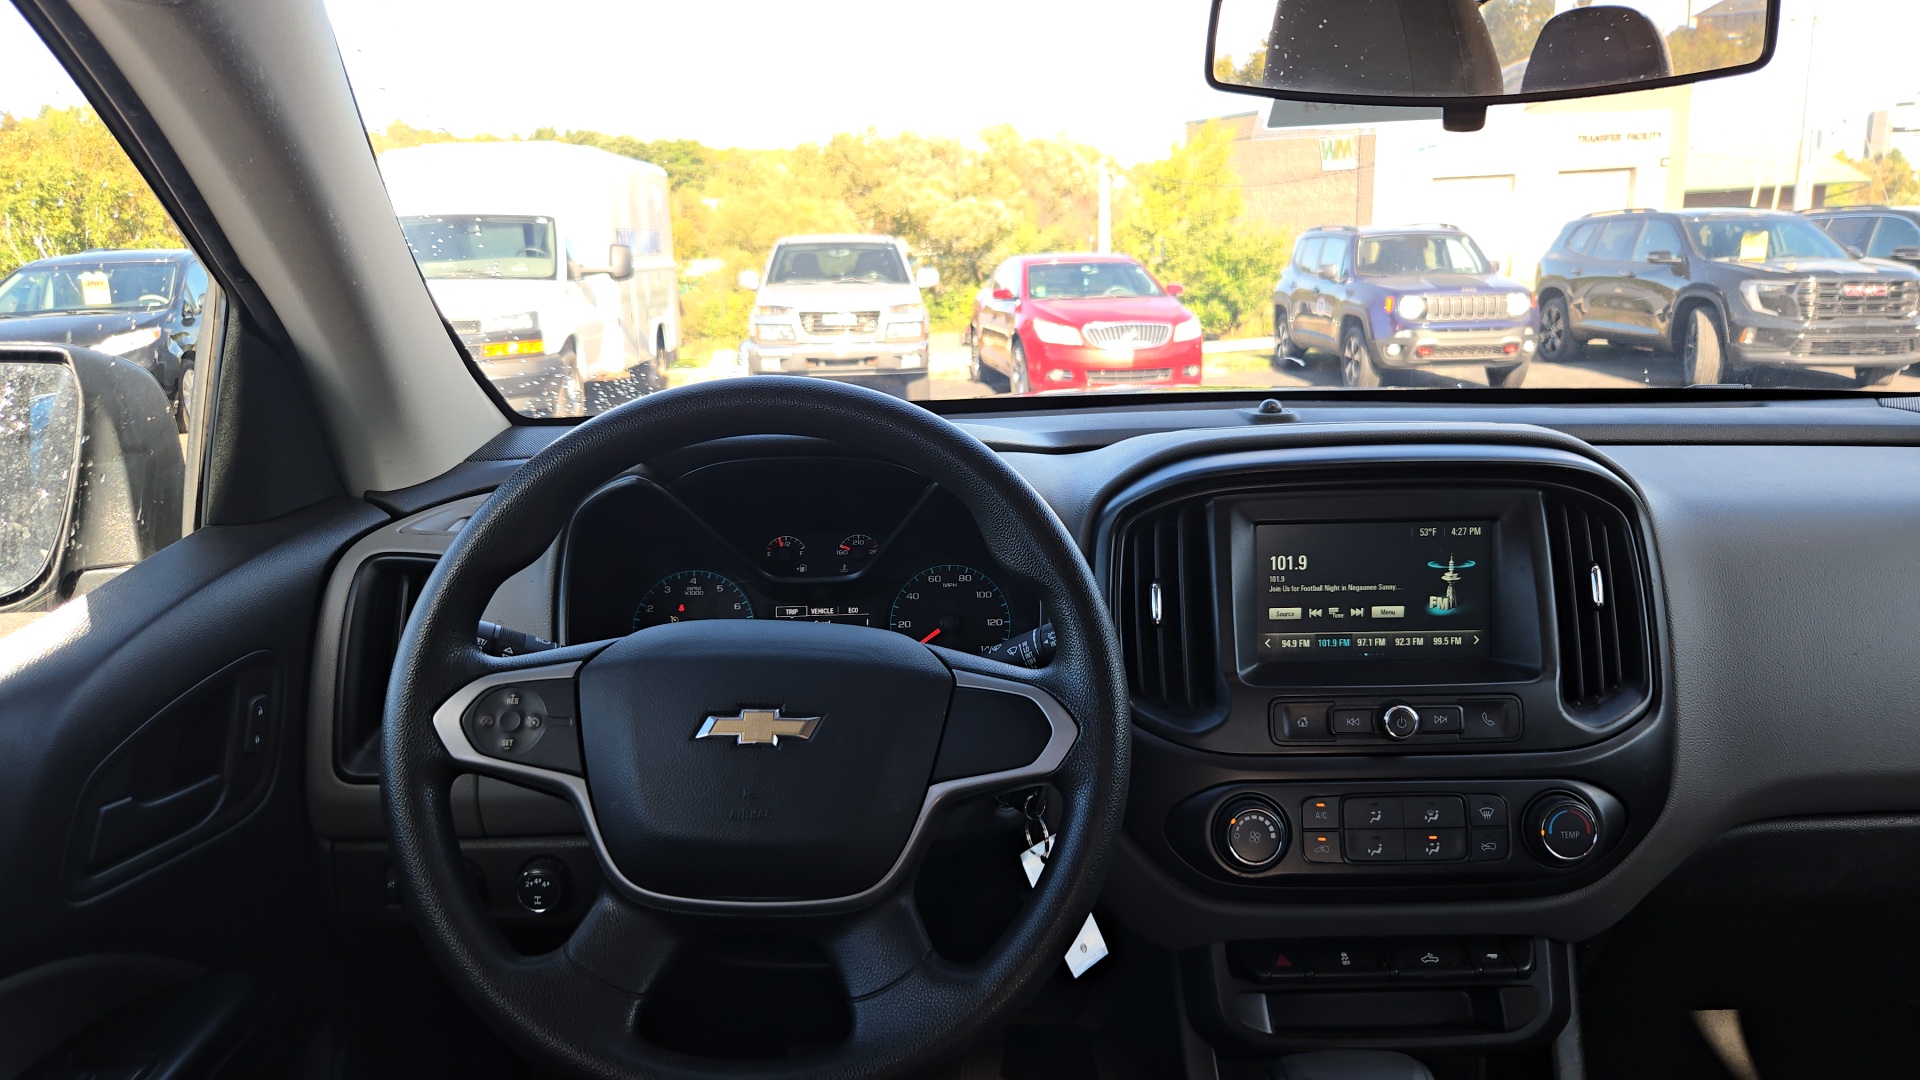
[967,254,1204,393]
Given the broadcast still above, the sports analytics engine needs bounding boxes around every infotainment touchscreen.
[1253,521,1493,662]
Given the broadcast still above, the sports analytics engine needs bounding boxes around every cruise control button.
[1345,830,1404,862]
[1404,795,1465,828]
[1301,798,1339,830]
[1390,939,1471,977]
[1461,700,1520,740]
[1330,708,1377,737]
[1470,827,1510,861]
[1467,795,1508,827]
[1416,705,1463,733]
[1404,828,1467,861]
[1273,702,1334,743]
[1301,832,1342,863]
[1344,796,1404,830]
[1310,941,1387,978]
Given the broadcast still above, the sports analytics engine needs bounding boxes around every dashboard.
[558,454,1040,655]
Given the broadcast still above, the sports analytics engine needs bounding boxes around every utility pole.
[1098,162,1112,254]
[1790,15,1819,211]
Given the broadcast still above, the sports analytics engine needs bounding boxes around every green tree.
[1482,0,1557,70]
[1665,25,1764,75]
[0,107,181,276]
[1114,121,1289,336]
[1827,149,1920,207]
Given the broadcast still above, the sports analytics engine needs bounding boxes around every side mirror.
[737,269,762,291]
[1647,250,1685,266]
[0,345,183,613]
[915,266,940,289]
[1316,264,1343,281]
[608,244,634,281]
[1846,245,1866,260]
[1892,246,1920,265]
[1485,260,1501,274]
[1165,283,1186,297]
[991,287,1016,302]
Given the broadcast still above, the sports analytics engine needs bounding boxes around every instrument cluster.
[559,454,1039,654]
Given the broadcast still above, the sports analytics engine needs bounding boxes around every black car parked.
[0,249,211,430]
[1536,209,1920,387]
[1805,204,1920,271]
[1272,225,1537,388]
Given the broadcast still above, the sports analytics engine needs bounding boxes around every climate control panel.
[1174,779,1623,886]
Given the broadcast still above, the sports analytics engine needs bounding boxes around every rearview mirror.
[737,269,761,291]
[1207,0,1778,130]
[915,266,940,289]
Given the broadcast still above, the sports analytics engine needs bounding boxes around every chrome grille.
[1082,322,1172,348]
[799,311,880,335]
[1791,278,1917,320]
[1421,344,1509,359]
[450,319,482,335]
[1794,337,1919,358]
[1086,368,1173,384]
[1419,293,1509,320]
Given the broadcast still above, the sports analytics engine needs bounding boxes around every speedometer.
[888,564,1011,653]
[632,570,755,630]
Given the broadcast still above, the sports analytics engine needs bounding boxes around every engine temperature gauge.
[834,534,878,573]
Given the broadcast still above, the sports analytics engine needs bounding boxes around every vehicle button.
[1273,701,1334,743]
[1389,939,1471,977]
[1310,941,1387,978]
[1463,937,1517,976]
[1403,828,1467,861]
[1301,832,1342,863]
[1345,830,1405,862]
[1343,796,1404,830]
[1301,798,1340,830]
[1467,795,1508,827]
[1330,707,1377,737]
[1416,705,1463,734]
[1469,828,1510,861]
[1231,940,1310,981]
[1381,704,1419,740]
[1461,699,1520,740]
[1403,795,1465,828]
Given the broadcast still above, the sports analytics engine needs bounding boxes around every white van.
[379,141,678,416]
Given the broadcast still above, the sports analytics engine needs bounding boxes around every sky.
[1,0,1918,166]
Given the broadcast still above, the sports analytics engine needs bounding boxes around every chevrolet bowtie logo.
[695,708,822,746]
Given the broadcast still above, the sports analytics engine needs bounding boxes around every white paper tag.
[1064,912,1108,978]
[1020,835,1053,887]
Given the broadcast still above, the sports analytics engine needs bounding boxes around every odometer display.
[889,564,1011,653]
[632,570,755,630]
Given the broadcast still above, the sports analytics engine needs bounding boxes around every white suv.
[739,235,939,398]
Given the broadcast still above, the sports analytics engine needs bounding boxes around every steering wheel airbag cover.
[578,619,954,901]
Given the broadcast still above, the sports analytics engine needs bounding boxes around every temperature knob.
[1525,793,1601,864]
[1216,798,1289,870]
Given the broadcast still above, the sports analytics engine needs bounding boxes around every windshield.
[400,216,557,280]
[766,243,907,285]
[327,0,1920,410]
[1027,262,1161,300]
[1357,235,1489,277]
[1688,217,1850,262]
[0,261,176,316]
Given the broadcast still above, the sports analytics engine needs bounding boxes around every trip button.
[1404,828,1467,861]
[1343,796,1403,830]
[1301,798,1339,830]
[1461,699,1520,740]
[1329,708,1376,737]
[1345,830,1405,862]
[1273,701,1334,743]
[1416,705,1463,734]
[1403,795,1465,828]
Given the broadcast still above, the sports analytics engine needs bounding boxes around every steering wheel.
[516,246,550,258]
[383,377,1128,1079]
[1101,286,1131,297]
[136,293,170,309]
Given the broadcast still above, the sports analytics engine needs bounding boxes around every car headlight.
[1506,292,1532,318]
[479,311,538,334]
[1740,280,1797,317]
[1399,295,1428,321]
[1172,316,1202,342]
[754,305,792,317]
[883,320,925,341]
[1031,319,1084,346]
[95,327,162,357]
[754,322,795,343]
[888,303,926,316]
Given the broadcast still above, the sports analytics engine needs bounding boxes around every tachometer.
[889,564,1011,653]
[632,570,755,630]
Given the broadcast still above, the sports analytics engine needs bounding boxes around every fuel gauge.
[765,535,808,574]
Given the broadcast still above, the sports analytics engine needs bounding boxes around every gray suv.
[1273,226,1538,388]
[738,235,939,399]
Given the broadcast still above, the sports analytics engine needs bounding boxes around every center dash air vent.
[1544,491,1649,715]
[334,554,437,781]
[1116,499,1216,715]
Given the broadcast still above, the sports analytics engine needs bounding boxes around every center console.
[1096,444,1670,1055]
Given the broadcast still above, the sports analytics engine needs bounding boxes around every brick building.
[1188,112,1376,236]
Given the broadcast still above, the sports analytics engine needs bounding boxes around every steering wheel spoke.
[817,890,936,1000]
[924,660,1080,795]
[561,889,685,997]
[429,642,607,797]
